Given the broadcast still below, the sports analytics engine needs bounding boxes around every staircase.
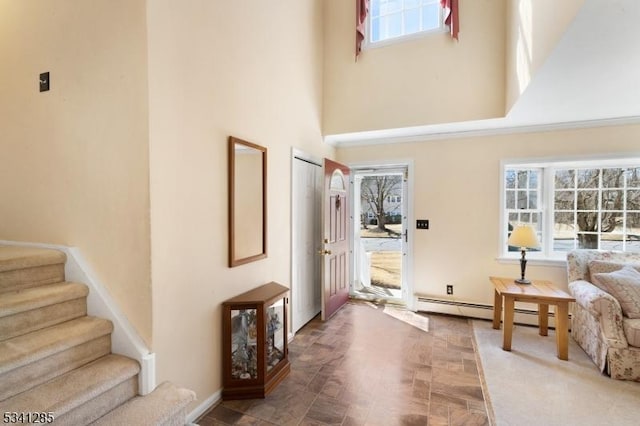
[0,246,195,425]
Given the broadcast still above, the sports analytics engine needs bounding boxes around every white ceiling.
[326,0,640,146]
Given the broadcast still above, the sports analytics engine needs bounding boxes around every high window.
[502,158,640,260]
[369,0,443,45]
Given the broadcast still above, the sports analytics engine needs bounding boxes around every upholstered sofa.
[567,250,640,381]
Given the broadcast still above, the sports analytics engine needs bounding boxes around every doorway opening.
[351,165,410,304]
[292,155,413,333]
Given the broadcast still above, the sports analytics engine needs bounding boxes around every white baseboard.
[0,240,156,395]
[186,390,221,424]
[414,296,561,328]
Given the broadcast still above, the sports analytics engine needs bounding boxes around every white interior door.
[292,156,322,333]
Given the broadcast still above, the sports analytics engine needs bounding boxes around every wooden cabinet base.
[222,361,290,400]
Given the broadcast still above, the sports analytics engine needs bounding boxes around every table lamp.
[507,224,540,284]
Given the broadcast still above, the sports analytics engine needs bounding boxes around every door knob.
[317,249,332,255]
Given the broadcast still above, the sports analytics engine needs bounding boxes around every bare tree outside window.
[554,167,640,250]
[360,175,402,235]
[357,173,404,292]
[504,163,640,257]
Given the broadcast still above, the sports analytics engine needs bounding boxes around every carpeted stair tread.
[0,282,89,342]
[0,244,193,424]
[0,246,66,273]
[0,316,113,375]
[90,381,196,426]
[0,246,66,292]
[0,282,88,317]
[0,354,140,418]
[0,335,112,402]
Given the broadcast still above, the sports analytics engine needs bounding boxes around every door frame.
[347,159,415,310]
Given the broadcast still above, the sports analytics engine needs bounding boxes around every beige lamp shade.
[508,224,540,249]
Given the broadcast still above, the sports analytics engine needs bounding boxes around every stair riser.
[0,264,65,293]
[0,336,111,401]
[53,376,138,426]
[0,298,87,342]
[90,381,197,426]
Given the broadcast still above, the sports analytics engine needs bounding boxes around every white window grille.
[502,159,640,259]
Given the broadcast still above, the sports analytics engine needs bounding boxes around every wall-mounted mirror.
[228,136,267,267]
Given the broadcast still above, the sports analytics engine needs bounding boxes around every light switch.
[416,219,429,229]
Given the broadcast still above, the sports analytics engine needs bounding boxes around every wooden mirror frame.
[228,136,267,267]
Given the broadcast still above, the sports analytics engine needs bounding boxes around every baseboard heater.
[415,296,570,328]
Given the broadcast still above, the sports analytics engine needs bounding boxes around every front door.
[321,159,350,320]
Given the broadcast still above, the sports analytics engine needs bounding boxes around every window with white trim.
[502,159,640,259]
[369,0,443,45]
[504,168,543,253]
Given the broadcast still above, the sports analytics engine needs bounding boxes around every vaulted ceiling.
[327,0,640,146]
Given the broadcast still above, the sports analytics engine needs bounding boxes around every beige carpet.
[473,319,640,426]
[0,245,195,424]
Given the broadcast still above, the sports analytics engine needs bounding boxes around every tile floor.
[198,301,491,425]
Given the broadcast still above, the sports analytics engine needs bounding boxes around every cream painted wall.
[5,0,631,414]
[147,0,333,408]
[337,124,640,306]
[323,0,507,135]
[505,0,585,111]
[0,1,152,344]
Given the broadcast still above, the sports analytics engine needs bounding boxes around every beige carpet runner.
[0,246,195,425]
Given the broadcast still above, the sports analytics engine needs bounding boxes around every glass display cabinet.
[222,282,290,400]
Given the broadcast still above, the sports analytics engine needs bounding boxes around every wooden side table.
[490,276,575,360]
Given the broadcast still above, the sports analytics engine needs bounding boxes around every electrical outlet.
[446,285,453,295]
[39,72,50,92]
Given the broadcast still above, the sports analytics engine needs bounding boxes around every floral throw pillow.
[588,260,640,286]
[592,265,640,319]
